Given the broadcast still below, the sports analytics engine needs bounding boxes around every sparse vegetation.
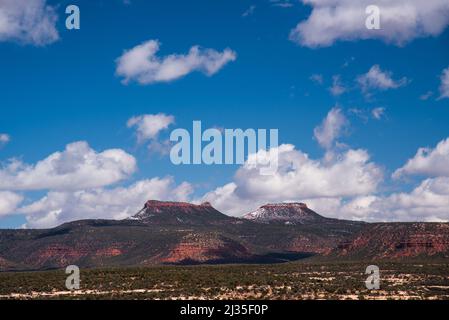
[0,261,448,300]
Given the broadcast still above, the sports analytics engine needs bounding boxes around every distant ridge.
[0,199,448,271]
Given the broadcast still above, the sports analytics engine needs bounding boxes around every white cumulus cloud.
[116,40,236,85]
[331,177,449,222]
[0,191,23,216]
[0,0,59,45]
[393,137,449,179]
[0,141,137,191]
[289,0,449,48]
[376,177,449,222]
[127,113,175,143]
[202,144,383,216]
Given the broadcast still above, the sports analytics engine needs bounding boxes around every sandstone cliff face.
[23,243,130,269]
[160,233,250,264]
[334,223,449,259]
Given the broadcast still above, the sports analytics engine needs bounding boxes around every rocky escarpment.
[333,223,449,260]
[24,244,127,269]
[159,233,251,264]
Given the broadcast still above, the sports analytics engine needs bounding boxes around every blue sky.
[1,0,449,228]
